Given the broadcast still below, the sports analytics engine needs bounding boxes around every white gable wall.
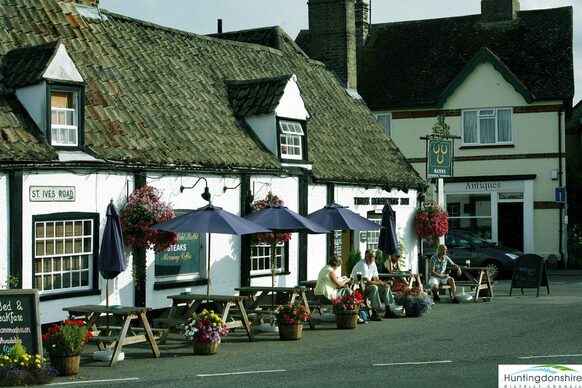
[275,75,309,120]
[15,83,47,134]
[43,43,84,83]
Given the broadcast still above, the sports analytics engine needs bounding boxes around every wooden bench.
[91,326,168,348]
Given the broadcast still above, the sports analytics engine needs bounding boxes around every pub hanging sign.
[427,138,453,178]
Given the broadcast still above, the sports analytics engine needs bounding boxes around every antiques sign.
[427,138,453,178]
[29,186,76,202]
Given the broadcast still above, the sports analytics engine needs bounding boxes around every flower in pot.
[0,338,57,386]
[330,291,365,329]
[42,319,92,375]
[393,283,432,317]
[271,303,310,340]
[183,309,228,355]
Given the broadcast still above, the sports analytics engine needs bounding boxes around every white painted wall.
[20,171,132,323]
[43,43,84,83]
[246,114,277,155]
[0,174,8,289]
[275,75,309,120]
[306,184,328,280]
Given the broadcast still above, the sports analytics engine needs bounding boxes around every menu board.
[510,254,549,297]
[0,290,42,356]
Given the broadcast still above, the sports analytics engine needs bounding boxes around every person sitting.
[428,244,462,303]
[314,255,351,302]
[350,249,392,321]
[384,254,408,284]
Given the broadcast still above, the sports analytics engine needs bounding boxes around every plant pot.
[334,310,358,329]
[192,340,220,355]
[49,354,81,376]
[278,323,303,340]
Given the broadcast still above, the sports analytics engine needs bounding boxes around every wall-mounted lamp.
[180,177,211,202]
[222,182,242,193]
[551,169,559,180]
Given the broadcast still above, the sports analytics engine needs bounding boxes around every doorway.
[498,202,523,251]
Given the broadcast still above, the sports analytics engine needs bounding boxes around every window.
[376,114,392,137]
[250,243,285,275]
[50,87,83,147]
[279,120,304,160]
[446,194,492,239]
[366,216,382,252]
[33,214,98,295]
[462,108,512,145]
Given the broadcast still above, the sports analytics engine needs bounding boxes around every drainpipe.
[558,108,564,267]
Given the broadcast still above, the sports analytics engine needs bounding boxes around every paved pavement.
[47,273,582,388]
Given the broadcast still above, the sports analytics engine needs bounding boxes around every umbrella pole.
[206,233,212,297]
[106,279,110,330]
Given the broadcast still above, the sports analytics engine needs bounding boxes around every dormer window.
[50,88,81,147]
[279,120,305,160]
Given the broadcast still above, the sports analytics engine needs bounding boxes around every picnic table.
[459,266,494,300]
[235,286,315,329]
[153,293,254,343]
[379,272,422,288]
[63,304,161,366]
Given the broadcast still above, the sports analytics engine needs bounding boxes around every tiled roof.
[2,41,60,88]
[227,75,291,118]
[298,7,574,110]
[0,0,425,189]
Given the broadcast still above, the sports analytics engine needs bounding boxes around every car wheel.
[484,261,501,279]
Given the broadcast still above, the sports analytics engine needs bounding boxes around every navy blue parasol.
[378,203,400,256]
[151,204,270,296]
[243,205,329,234]
[99,200,127,328]
[99,201,126,280]
[307,202,384,232]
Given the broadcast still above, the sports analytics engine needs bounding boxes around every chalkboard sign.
[510,254,550,297]
[0,290,42,356]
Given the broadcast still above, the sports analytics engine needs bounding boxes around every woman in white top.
[314,256,351,302]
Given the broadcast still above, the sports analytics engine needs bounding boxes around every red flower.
[415,200,448,240]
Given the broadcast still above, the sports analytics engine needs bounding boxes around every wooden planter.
[335,310,358,329]
[193,340,220,355]
[278,323,303,340]
[49,354,80,376]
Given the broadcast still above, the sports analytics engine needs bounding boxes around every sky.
[99,0,581,104]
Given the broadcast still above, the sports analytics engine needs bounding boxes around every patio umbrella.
[151,204,270,296]
[98,200,127,328]
[307,202,384,256]
[307,202,384,231]
[243,205,329,302]
[378,203,399,256]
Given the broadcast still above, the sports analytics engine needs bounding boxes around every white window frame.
[50,89,80,147]
[34,217,94,295]
[279,120,304,160]
[366,217,382,252]
[462,108,513,146]
[376,113,392,137]
[250,243,285,275]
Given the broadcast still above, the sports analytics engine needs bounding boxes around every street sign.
[427,138,453,178]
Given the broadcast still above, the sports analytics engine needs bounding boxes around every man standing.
[350,249,392,320]
[428,244,462,303]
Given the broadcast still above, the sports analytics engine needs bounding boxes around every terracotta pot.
[334,310,358,329]
[49,354,80,376]
[278,323,303,340]
[192,340,220,355]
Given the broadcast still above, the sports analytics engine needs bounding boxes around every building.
[297,0,574,264]
[0,0,425,323]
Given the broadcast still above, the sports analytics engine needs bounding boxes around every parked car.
[423,230,522,279]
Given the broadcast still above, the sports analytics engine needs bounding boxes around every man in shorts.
[428,244,461,303]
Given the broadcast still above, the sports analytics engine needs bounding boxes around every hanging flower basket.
[120,185,177,252]
[415,200,448,248]
[250,192,292,246]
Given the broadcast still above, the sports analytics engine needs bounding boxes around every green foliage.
[42,320,91,356]
[346,250,362,276]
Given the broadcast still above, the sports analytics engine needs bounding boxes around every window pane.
[463,111,477,143]
[498,109,512,142]
[46,223,54,237]
[377,114,391,137]
[35,223,44,238]
[480,117,495,143]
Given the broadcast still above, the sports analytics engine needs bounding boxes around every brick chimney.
[355,0,369,52]
[481,0,520,23]
[307,0,357,90]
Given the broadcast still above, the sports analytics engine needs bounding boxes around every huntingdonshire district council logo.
[498,365,582,388]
